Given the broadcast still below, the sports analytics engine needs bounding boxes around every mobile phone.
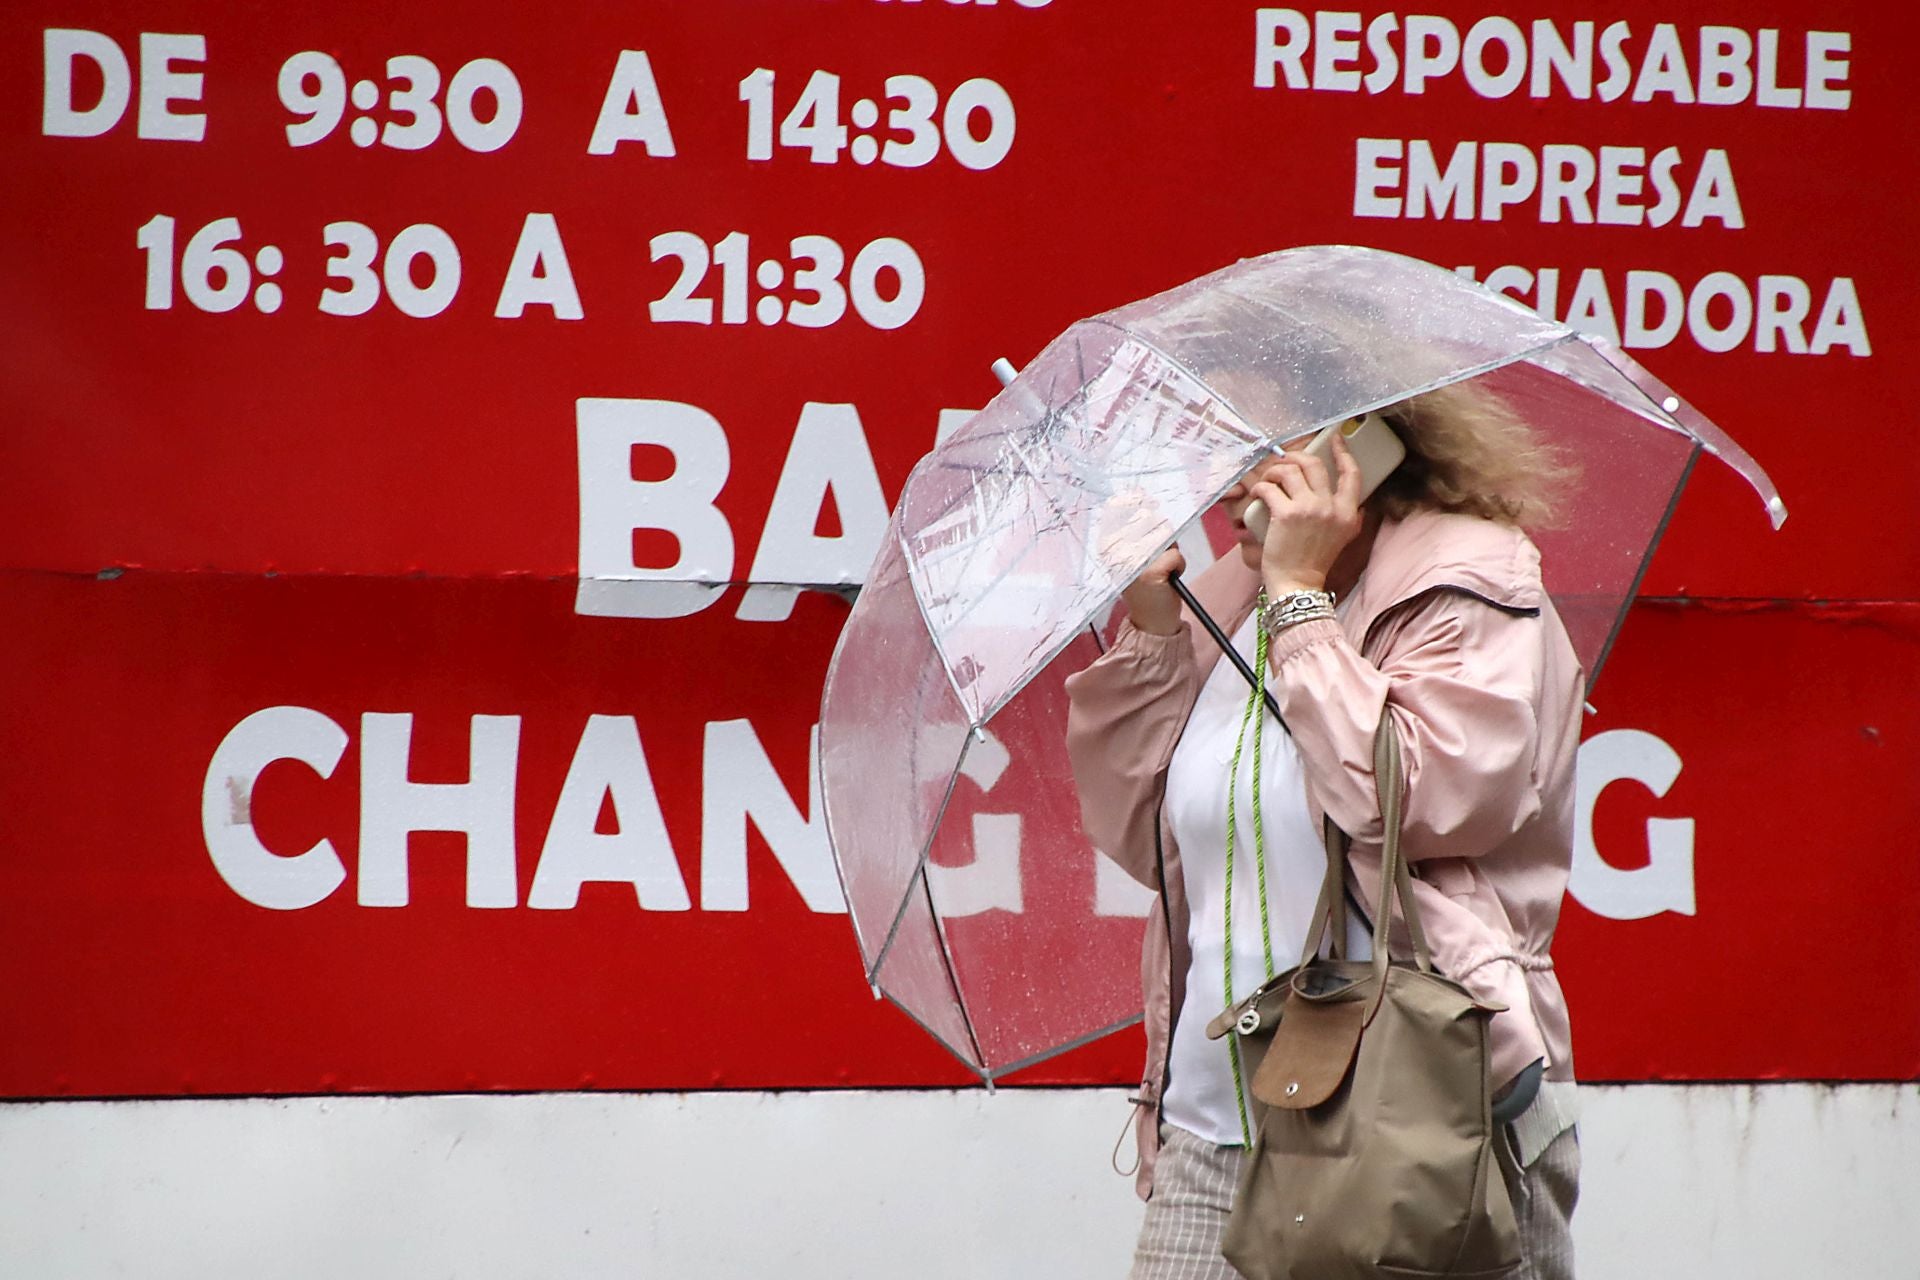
[1241,411,1407,542]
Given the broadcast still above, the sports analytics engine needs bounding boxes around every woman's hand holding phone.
[1247,431,1366,596]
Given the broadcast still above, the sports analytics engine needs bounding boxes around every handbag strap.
[1369,715,1433,978]
[1303,815,1349,962]
[1295,709,1435,985]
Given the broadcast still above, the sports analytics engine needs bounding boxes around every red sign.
[2,2,1914,1096]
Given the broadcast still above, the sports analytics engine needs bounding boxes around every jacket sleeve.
[1062,622,1200,889]
[1266,590,1548,861]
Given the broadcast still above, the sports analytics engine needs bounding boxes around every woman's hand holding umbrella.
[1096,491,1187,636]
[1120,548,1186,635]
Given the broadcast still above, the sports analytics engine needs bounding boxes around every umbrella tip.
[991,357,1018,388]
[1766,496,1789,529]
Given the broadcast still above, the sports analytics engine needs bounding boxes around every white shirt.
[1161,610,1370,1146]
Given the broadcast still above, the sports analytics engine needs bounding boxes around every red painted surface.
[1560,599,1920,1081]
[1,2,1914,1094]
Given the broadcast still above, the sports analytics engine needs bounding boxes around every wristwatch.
[1257,588,1337,635]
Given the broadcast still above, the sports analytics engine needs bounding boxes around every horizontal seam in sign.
[0,567,876,587]
[13,570,1919,608]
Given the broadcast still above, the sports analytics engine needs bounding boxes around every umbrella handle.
[1166,570,1287,732]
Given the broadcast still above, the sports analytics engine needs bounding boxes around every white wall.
[2,1084,1913,1278]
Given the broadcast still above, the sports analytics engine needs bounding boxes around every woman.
[1064,382,1584,1280]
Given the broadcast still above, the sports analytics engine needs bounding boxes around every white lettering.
[529,715,690,910]
[1570,730,1696,921]
[1809,278,1871,356]
[701,721,844,912]
[1357,137,1742,231]
[1755,30,1802,108]
[1596,21,1633,102]
[202,707,349,910]
[42,29,131,137]
[1530,19,1592,98]
[1407,139,1475,219]
[1804,31,1851,109]
[1754,275,1811,355]
[1363,14,1399,92]
[1463,17,1527,99]
[358,713,522,908]
[1623,271,1684,349]
[1539,144,1595,223]
[1686,271,1753,354]
[204,709,901,913]
[575,398,734,619]
[1094,852,1155,917]
[737,403,889,623]
[1247,17,1852,112]
[1313,11,1362,91]
[1403,15,1460,93]
[1563,268,1620,345]
[1479,142,1536,221]
[1596,145,1645,225]
[936,407,978,447]
[1474,264,1869,356]
[136,33,206,141]
[1534,266,1560,317]
[926,730,1022,917]
[1681,149,1744,228]
[494,213,584,319]
[1352,137,1403,216]
[1698,26,1753,105]
[1253,9,1311,89]
[1632,23,1695,103]
[1645,147,1683,228]
[587,50,676,155]
[1482,265,1533,301]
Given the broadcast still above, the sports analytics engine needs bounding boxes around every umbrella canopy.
[820,244,1783,1081]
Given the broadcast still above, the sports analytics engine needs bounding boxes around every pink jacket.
[1063,508,1583,1200]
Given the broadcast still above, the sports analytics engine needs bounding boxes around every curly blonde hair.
[1371,380,1577,529]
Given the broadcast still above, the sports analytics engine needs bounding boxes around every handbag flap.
[1250,980,1368,1109]
[1204,966,1296,1042]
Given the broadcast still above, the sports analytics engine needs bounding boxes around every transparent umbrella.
[819,244,1783,1082]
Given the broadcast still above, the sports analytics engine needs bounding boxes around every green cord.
[1223,605,1276,1147]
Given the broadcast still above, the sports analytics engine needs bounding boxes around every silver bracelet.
[1257,588,1337,635]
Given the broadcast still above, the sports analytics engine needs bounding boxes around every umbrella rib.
[865,748,968,984]
[919,864,992,1079]
[1573,332,1786,525]
[975,1012,1148,1083]
[1584,443,1700,691]
[817,694,875,971]
[873,987,990,1084]
[860,748,992,1077]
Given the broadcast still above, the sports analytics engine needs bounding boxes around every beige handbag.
[1207,714,1521,1280]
